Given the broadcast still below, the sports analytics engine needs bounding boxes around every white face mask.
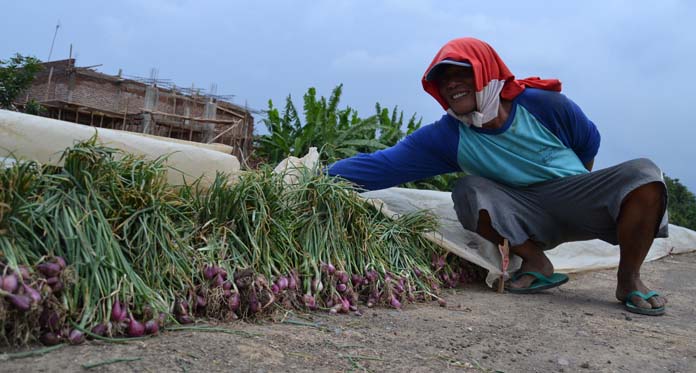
[447,79,505,127]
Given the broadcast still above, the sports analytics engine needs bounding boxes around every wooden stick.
[206,119,243,143]
[122,96,128,131]
[44,66,54,101]
[497,238,510,293]
[215,104,246,119]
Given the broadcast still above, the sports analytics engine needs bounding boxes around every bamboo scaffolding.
[206,119,243,144]
[144,110,242,124]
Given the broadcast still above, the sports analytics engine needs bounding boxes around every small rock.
[557,357,570,366]
[607,360,611,364]
[584,312,594,316]
[581,362,590,369]
[625,315,633,321]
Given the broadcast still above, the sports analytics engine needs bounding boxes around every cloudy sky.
[3,0,695,191]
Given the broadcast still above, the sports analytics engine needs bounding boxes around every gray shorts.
[451,158,669,250]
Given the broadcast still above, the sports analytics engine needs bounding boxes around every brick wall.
[14,60,254,156]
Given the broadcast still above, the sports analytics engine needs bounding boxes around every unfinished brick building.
[15,59,254,160]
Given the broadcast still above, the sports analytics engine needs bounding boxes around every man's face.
[434,65,476,115]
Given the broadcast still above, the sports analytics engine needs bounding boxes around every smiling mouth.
[450,91,470,100]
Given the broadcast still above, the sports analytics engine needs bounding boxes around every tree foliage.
[665,175,696,230]
[255,84,387,164]
[0,53,43,110]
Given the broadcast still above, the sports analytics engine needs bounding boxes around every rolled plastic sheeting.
[134,132,234,155]
[0,109,240,187]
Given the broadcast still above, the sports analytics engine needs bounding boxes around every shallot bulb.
[288,274,297,290]
[128,318,145,337]
[213,273,224,288]
[37,263,61,277]
[111,301,127,322]
[40,332,61,346]
[7,294,32,311]
[203,265,216,280]
[18,266,31,281]
[40,309,61,331]
[22,284,41,304]
[91,323,108,337]
[228,292,240,312]
[68,329,85,345]
[54,256,67,269]
[1,273,19,293]
[145,320,159,335]
[389,295,402,309]
[365,270,378,283]
[351,274,363,287]
[277,276,289,290]
[302,294,317,310]
[336,271,349,284]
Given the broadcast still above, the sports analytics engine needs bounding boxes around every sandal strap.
[511,271,549,283]
[626,290,660,301]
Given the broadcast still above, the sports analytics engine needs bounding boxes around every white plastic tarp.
[362,187,696,287]
[0,110,241,187]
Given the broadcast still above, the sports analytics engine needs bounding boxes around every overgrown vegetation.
[0,53,43,110]
[254,84,464,190]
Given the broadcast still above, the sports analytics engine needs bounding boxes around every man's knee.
[620,158,663,183]
[452,175,494,205]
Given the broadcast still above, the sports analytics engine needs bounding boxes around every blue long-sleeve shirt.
[327,88,600,190]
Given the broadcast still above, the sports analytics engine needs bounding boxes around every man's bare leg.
[476,210,553,289]
[615,182,667,310]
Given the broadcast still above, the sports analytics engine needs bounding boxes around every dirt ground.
[2,252,695,373]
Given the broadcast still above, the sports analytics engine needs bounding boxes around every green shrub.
[0,53,43,110]
[255,85,465,191]
[665,175,696,230]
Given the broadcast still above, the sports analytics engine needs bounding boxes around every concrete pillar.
[202,99,217,143]
[142,85,159,134]
[66,71,76,102]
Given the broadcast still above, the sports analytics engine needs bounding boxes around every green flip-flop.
[506,271,569,294]
[624,290,665,316]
